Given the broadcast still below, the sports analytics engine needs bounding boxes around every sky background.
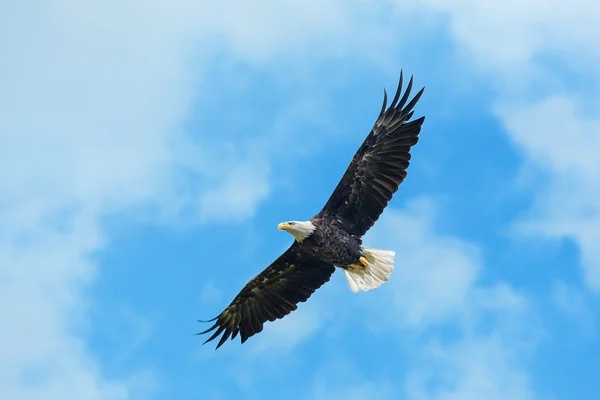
[1,1,600,399]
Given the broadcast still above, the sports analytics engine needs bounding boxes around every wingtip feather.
[397,75,414,110]
[404,86,425,114]
[379,88,388,115]
[390,71,404,108]
[197,316,218,323]
[197,321,219,335]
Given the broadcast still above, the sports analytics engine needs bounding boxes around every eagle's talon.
[348,263,365,271]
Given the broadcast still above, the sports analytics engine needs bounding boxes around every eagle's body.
[300,218,362,267]
[199,72,426,349]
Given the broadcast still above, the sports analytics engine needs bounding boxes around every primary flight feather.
[199,71,425,349]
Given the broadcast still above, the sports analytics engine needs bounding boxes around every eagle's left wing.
[316,72,425,237]
[198,242,335,349]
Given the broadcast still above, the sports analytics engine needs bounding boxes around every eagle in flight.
[199,71,425,349]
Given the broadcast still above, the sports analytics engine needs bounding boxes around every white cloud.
[1,0,194,394]
[362,198,539,399]
[195,0,397,65]
[248,300,324,355]
[0,212,153,400]
[312,359,395,400]
[400,0,600,293]
[553,280,595,336]
[364,199,480,328]
[232,279,346,356]
[500,97,600,290]
[199,282,222,305]
[406,336,534,400]
[402,0,600,77]
[1,1,420,398]
[198,160,271,223]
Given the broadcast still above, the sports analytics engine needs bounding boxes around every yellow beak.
[278,222,292,231]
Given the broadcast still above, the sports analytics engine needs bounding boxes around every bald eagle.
[199,72,425,349]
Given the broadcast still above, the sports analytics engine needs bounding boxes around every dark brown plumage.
[317,72,424,236]
[198,71,425,349]
[198,242,335,349]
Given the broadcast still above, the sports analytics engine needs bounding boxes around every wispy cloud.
[501,97,600,290]
[401,0,600,293]
[361,198,540,399]
[198,160,271,223]
[6,0,594,398]
[406,335,535,400]
[553,280,595,337]
[0,1,416,398]
[312,359,395,400]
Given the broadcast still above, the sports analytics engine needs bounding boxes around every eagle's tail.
[342,247,396,294]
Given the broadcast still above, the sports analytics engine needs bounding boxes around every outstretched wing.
[198,242,335,349]
[316,72,425,237]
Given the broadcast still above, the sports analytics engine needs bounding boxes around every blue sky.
[2,1,600,399]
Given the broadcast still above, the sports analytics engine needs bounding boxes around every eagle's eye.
[288,222,295,225]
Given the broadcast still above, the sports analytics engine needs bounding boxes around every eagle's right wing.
[198,242,335,349]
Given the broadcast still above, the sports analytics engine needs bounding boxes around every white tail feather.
[342,247,396,293]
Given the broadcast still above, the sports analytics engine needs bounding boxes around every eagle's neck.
[289,221,316,242]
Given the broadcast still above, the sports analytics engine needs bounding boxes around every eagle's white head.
[277,220,316,242]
